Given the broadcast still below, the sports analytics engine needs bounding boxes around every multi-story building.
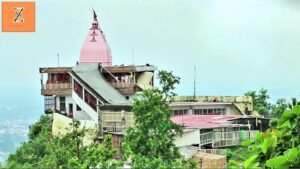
[170,96,259,116]
[39,13,268,162]
[39,13,156,140]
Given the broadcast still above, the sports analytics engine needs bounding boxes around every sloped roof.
[70,64,129,105]
[171,115,244,129]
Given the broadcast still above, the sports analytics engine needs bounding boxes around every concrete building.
[171,96,258,116]
[38,12,269,161]
[172,115,268,148]
[39,12,155,140]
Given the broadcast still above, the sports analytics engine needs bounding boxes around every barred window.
[173,109,188,115]
[59,96,66,111]
[44,96,54,110]
[193,108,226,115]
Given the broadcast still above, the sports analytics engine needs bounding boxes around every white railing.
[200,132,213,146]
[198,149,227,156]
[213,138,240,147]
[42,83,72,90]
[249,130,259,139]
[199,130,259,148]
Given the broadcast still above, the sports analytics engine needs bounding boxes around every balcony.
[109,82,135,95]
[41,83,72,96]
[199,130,259,148]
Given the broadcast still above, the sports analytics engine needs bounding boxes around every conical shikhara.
[79,11,112,66]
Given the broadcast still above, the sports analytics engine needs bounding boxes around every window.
[173,109,188,115]
[59,96,66,111]
[84,89,97,111]
[44,96,54,110]
[76,105,81,111]
[193,108,226,115]
[74,80,83,98]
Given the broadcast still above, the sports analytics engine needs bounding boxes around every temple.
[79,10,112,66]
[39,11,269,167]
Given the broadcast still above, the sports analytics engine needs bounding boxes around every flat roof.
[170,102,232,107]
[39,67,72,73]
[102,64,157,73]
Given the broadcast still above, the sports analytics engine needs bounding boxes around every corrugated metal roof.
[71,64,130,105]
[172,115,244,129]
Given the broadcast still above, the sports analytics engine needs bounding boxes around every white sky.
[1,0,300,112]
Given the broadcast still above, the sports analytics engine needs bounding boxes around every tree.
[245,88,271,117]
[122,70,197,168]
[269,98,288,118]
[288,97,300,110]
[6,115,122,169]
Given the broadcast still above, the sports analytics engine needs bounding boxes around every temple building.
[39,12,269,165]
[39,13,156,139]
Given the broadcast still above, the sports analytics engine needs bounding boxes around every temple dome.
[79,14,112,66]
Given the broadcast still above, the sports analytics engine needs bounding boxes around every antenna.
[57,53,60,67]
[131,48,135,65]
[193,66,196,101]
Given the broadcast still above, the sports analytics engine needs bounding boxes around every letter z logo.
[2,2,35,32]
[14,7,25,23]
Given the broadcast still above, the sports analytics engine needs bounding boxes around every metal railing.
[199,130,259,147]
[198,149,227,156]
[200,132,213,146]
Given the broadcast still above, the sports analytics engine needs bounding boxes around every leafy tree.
[229,106,300,169]
[245,88,271,117]
[6,115,122,169]
[288,97,300,110]
[122,70,197,168]
[270,97,300,121]
[270,98,288,118]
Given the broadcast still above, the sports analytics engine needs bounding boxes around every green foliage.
[6,115,122,169]
[228,159,241,168]
[230,105,300,169]
[245,88,271,116]
[270,98,288,118]
[243,155,258,169]
[157,70,180,100]
[270,97,300,119]
[123,70,197,168]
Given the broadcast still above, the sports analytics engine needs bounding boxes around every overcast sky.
[1,0,300,116]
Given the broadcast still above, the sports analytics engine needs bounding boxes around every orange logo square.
[2,2,35,32]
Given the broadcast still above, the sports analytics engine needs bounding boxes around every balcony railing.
[199,130,259,148]
[200,132,213,146]
[109,82,135,95]
[41,83,72,95]
[109,82,135,88]
[42,83,72,90]
[198,149,227,156]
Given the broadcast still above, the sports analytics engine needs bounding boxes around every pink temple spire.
[79,10,112,66]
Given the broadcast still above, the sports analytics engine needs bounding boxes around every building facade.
[39,13,268,164]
